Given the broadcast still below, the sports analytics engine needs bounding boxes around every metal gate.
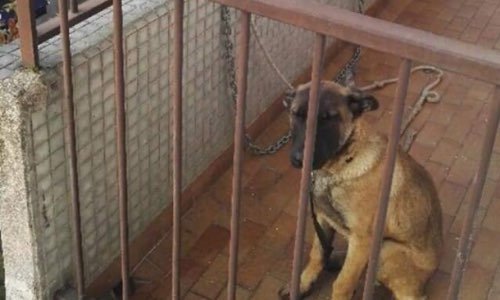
[13,0,500,299]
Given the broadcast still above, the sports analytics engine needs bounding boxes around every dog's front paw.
[278,284,291,300]
[278,283,310,300]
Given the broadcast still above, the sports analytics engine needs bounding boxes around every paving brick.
[430,139,461,166]
[459,262,496,300]
[267,238,313,283]
[182,193,224,243]
[191,255,228,299]
[444,115,473,143]
[495,39,500,50]
[469,228,500,271]
[438,233,460,273]
[441,28,464,39]
[427,103,459,126]
[415,122,447,147]
[448,16,470,32]
[438,9,458,22]
[461,26,482,42]
[131,259,165,294]
[481,24,500,40]
[249,275,284,300]
[483,197,500,232]
[461,132,485,161]
[183,292,209,300]
[408,142,434,163]
[458,5,479,19]
[244,166,282,200]
[439,181,467,215]
[237,246,280,290]
[426,271,450,300]
[465,179,499,209]
[241,169,299,226]
[221,219,267,259]
[216,286,252,300]
[470,14,491,29]
[150,258,206,299]
[447,155,477,186]
[442,213,455,233]
[424,161,450,187]
[258,212,297,254]
[187,225,230,268]
[487,153,500,181]
[449,201,487,235]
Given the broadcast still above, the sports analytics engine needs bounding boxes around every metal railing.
[16,0,113,67]
[192,1,500,300]
[14,0,500,299]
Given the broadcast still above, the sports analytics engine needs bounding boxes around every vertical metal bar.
[111,0,129,298]
[446,86,500,300]
[71,0,79,14]
[57,0,84,297]
[16,0,39,68]
[227,11,251,300]
[290,33,326,300]
[172,0,184,299]
[362,59,412,300]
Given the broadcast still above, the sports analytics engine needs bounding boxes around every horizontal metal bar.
[37,0,112,43]
[211,0,500,85]
[446,86,500,300]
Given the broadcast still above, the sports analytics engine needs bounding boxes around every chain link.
[220,3,363,155]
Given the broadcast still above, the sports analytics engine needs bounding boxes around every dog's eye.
[321,111,339,121]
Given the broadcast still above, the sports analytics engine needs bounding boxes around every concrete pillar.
[0,71,47,300]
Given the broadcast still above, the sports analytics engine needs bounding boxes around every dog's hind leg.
[278,217,334,299]
[377,241,433,300]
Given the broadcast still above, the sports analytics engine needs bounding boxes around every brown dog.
[280,81,443,300]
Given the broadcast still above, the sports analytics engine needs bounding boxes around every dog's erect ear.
[347,92,379,117]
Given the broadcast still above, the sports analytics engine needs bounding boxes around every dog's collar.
[335,127,355,161]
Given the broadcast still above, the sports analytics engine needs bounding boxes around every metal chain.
[220,5,364,155]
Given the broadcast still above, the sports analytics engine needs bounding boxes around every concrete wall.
[0,0,374,298]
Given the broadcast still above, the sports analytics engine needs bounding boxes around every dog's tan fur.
[285,81,443,300]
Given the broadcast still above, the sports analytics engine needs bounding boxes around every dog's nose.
[290,151,303,168]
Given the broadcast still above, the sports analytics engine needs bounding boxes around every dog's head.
[285,80,379,169]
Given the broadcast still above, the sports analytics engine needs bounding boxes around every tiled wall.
[23,0,370,297]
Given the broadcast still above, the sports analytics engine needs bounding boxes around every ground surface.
[130,0,500,298]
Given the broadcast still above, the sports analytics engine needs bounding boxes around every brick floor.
[130,0,500,298]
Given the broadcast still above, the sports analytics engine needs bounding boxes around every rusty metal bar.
[171,0,184,298]
[210,0,500,85]
[446,86,500,300]
[362,59,412,300]
[37,0,112,43]
[111,0,130,297]
[227,11,251,300]
[17,0,39,67]
[290,33,326,300]
[71,0,79,14]
[57,0,85,297]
